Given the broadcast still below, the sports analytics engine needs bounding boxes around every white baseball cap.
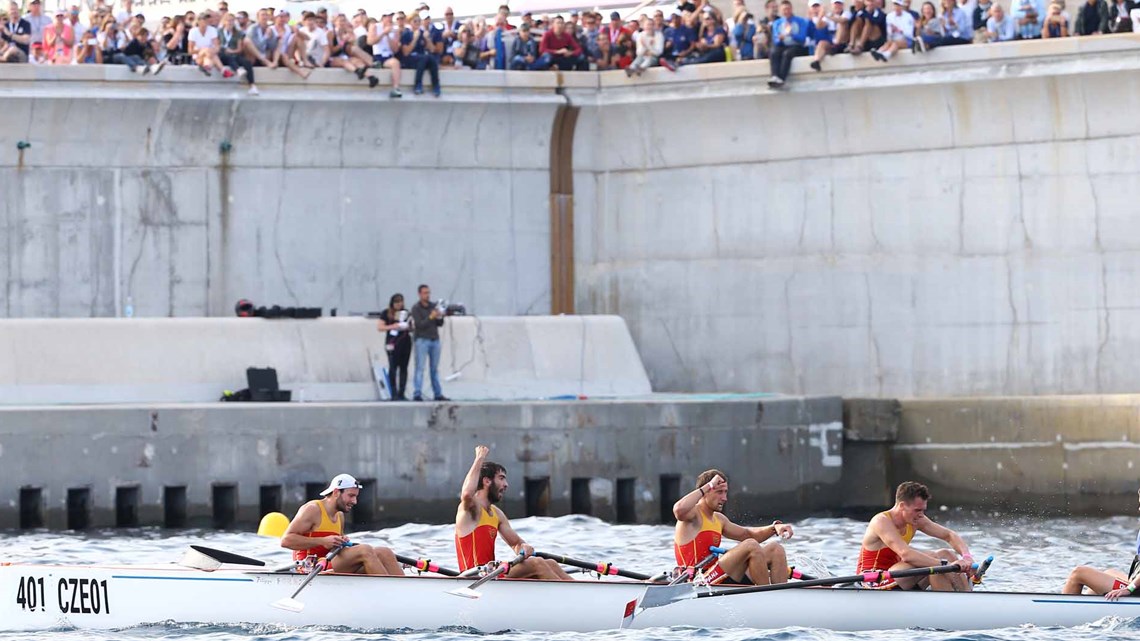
[319,473,363,496]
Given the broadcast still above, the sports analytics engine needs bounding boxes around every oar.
[636,562,971,612]
[534,552,653,581]
[447,551,527,599]
[189,545,266,566]
[397,554,460,577]
[667,545,728,586]
[271,545,349,613]
[971,555,995,585]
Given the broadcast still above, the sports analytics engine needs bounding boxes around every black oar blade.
[189,545,266,566]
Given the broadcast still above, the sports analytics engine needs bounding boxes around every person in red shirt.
[601,10,631,45]
[674,469,795,585]
[455,445,572,579]
[534,15,583,70]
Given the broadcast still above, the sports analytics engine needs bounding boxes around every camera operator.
[411,284,449,402]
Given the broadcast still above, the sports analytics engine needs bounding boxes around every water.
[2,512,1139,641]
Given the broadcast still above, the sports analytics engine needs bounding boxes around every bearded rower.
[857,481,974,591]
[281,474,403,575]
[455,446,572,580]
[1063,487,1140,600]
[673,469,795,585]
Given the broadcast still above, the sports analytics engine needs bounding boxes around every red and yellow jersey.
[857,511,915,573]
[675,510,723,566]
[456,506,500,572]
[291,500,343,562]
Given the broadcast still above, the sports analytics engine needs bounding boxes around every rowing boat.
[2,561,1138,632]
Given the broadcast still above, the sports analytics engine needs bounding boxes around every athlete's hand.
[1106,587,1131,601]
[322,534,349,549]
[703,475,726,495]
[773,522,794,540]
[519,543,535,558]
[475,445,489,459]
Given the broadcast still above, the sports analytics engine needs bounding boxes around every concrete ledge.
[0,316,651,404]
[0,394,842,528]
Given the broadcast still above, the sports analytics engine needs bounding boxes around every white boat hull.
[2,564,1139,632]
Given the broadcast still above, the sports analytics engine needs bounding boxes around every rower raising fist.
[474,445,489,459]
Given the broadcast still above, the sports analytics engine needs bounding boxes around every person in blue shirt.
[669,10,698,64]
[767,0,810,88]
[509,22,539,69]
[401,13,440,96]
[690,10,727,63]
[922,0,972,47]
[733,12,757,59]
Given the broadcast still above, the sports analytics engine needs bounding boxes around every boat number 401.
[16,576,110,614]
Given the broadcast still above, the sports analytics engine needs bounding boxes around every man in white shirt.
[368,12,402,98]
[986,3,1017,38]
[871,0,914,60]
[188,12,225,76]
[297,11,328,68]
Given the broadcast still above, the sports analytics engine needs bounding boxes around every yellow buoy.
[257,511,290,538]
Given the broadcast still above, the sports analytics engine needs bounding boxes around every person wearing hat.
[281,474,403,575]
[23,0,51,50]
[0,1,33,63]
[42,8,73,64]
[509,21,538,68]
[602,9,631,46]
[870,0,914,60]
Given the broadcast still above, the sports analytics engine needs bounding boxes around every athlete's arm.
[459,445,489,516]
[495,508,534,557]
[915,516,972,561]
[672,475,724,523]
[723,517,794,543]
[872,514,942,567]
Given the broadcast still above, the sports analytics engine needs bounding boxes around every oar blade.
[271,597,306,613]
[447,587,484,599]
[636,583,696,610]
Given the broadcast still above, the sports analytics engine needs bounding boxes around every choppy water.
[2,512,1139,641]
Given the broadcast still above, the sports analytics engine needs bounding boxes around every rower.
[455,445,572,580]
[280,473,403,575]
[857,481,974,591]
[1063,487,1140,599]
[673,469,795,585]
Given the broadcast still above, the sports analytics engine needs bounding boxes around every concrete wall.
[570,35,1140,397]
[0,65,560,319]
[890,395,1140,514]
[0,316,651,403]
[0,395,843,529]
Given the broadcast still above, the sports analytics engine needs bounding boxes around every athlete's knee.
[764,542,787,562]
[738,538,760,553]
[374,546,396,560]
[544,559,562,576]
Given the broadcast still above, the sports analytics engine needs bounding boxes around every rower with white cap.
[280,473,403,576]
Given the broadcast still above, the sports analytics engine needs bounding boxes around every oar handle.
[699,562,970,598]
[972,555,994,585]
[464,551,527,591]
[534,552,653,581]
[396,554,460,577]
[667,545,727,586]
[288,544,349,599]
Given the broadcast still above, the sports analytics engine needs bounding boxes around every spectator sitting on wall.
[871,0,914,60]
[829,0,852,52]
[161,14,188,64]
[602,10,630,47]
[753,0,779,58]
[411,284,449,403]
[1107,0,1135,30]
[1013,0,1043,37]
[612,28,633,68]
[1073,0,1110,33]
[96,17,125,64]
[986,3,1017,38]
[689,8,726,64]
[917,0,945,43]
[922,0,972,47]
[628,18,663,75]
[1041,1,1069,35]
[74,17,99,63]
[510,22,537,69]
[218,13,257,92]
[246,9,276,68]
[122,25,158,72]
[402,13,440,96]
[590,30,612,68]
[453,25,483,68]
[849,0,886,54]
[807,0,836,70]
[1,3,32,63]
[369,13,402,96]
[671,10,699,63]
[534,16,583,70]
[329,13,377,87]
[580,10,600,59]
[188,12,226,76]
[23,0,50,51]
[767,0,809,89]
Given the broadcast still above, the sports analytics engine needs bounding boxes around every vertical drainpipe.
[549,96,579,315]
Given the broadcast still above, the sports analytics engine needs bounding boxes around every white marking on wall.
[893,441,1053,450]
[1062,442,1140,451]
[808,422,842,468]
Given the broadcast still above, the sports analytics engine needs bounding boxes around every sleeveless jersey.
[675,510,723,566]
[455,507,500,572]
[291,500,343,562]
[857,511,915,572]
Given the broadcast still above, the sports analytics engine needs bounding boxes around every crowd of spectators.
[0,0,1135,95]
